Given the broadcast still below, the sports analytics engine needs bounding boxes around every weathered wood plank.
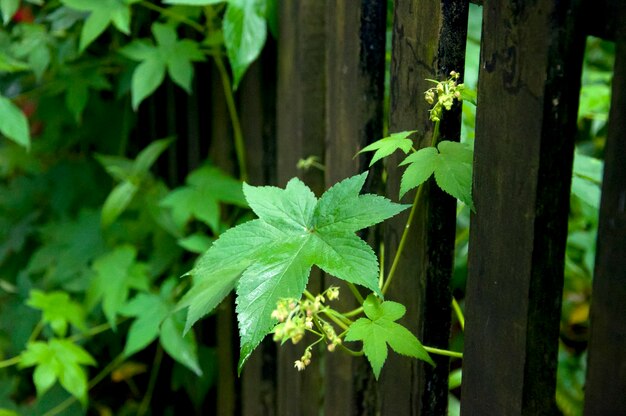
[324,1,386,415]
[381,0,467,414]
[583,39,626,416]
[460,1,585,414]
[239,47,278,416]
[276,1,326,415]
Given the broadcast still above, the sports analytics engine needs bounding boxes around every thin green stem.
[0,355,21,369]
[452,297,465,331]
[28,321,44,343]
[423,346,463,359]
[345,282,364,305]
[138,345,164,416]
[213,55,248,182]
[337,343,364,357]
[303,290,316,302]
[68,318,127,343]
[139,1,204,33]
[320,310,349,331]
[343,306,363,318]
[382,184,424,295]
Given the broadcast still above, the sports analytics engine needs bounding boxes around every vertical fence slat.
[324,1,387,414]
[240,47,278,416]
[276,1,326,415]
[382,0,468,414]
[583,38,626,416]
[461,1,585,414]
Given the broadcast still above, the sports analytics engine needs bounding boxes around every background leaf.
[0,95,30,150]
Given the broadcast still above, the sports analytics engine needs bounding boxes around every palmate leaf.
[399,140,474,210]
[160,165,247,231]
[180,172,409,370]
[19,339,96,404]
[61,0,141,51]
[120,280,203,375]
[358,130,416,167]
[345,294,434,379]
[119,23,205,109]
[26,290,87,337]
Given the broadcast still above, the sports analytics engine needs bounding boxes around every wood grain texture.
[324,1,386,415]
[460,1,585,414]
[381,0,467,414]
[239,48,278,416]
[276,1,326,415]
[583,39,626,416]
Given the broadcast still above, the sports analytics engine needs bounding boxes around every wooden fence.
[142,0,626,414]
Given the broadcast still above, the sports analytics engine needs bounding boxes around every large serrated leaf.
[180,172,409,370]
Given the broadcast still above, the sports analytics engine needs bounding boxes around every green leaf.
[358,130,416,167]
[129,58,166,110]
[223,0,267,88]
[345,294,434,379]
[398,147,438,198]
[160,165,246,231]
[120,23,204,109]
[62,0,139,51]
[164,0,226,4]
[20,339,96,404]
[132,137,173,176]
[399,141,474,210]
[180,172,408,370]
[26,290,87,337]
[120,293,169,357]
[0,0,19,24]
[177,233,213,253]
[87,245,149,330]
[0,95,30,150]
[179,219,283,334]
[160,310,203,376]
[101,181,138,227]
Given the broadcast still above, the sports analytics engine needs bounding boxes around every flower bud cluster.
[294,347,312,371]
[271,287,342,372]
[424,71,465,122]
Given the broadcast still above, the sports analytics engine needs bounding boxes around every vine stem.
[452,297,465,331]
[138,345,164,416]
[382,183,424,295]
[139,1,204,33]
[213,55,248,182]
[423,346,463,359]
[346,282,364,304]
[0,355,20,369]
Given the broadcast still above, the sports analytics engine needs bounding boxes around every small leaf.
[101,181,138,227]
[399,141,474,209]
[432,141,473,210]
[26,290,87,337]
[130,58,166,110]
[88,245,149,329]
[223,0,267,88]
[358,130,416,166]
[20,339,95,404]
[120,293,169,357]
[0,95,30,150]
[160,310,203,376]
[1,0,19,24]
[164,0,226,4]
[132,137,173,175]
[177,233,213,253]
[345,294,434,378]
[398,147,438,198]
